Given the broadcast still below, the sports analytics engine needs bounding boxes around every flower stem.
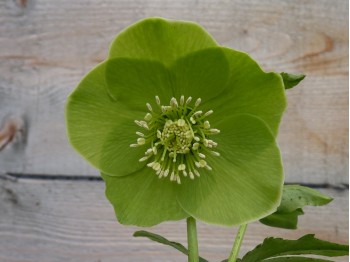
[228,224,248,262]
[187,217,199,262]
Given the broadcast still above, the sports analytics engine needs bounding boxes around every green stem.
[187,217,199,262]
[228,224,248,262]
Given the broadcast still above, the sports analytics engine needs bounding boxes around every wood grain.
[0,0,348,184]
[0,178,348,262]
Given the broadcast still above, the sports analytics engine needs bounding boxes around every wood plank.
[0,0,348,184]
[0,178,348,262]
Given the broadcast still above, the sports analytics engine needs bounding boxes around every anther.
[146,103,153,112]
[210,128,220,134]
[195,98,201,107]
[211,151,220,156]
[152,146,158,155]
[153,162,161,171]
[178,164,186,171]
[144,113,152,121]
[189,171,195,179]
[204,110,213,117]
[198,153,206,159]
[155,96,161,105]
[136,131,144,137]
[170,97,178,108]
[139,156,149,162]
[199,160,207,168]
[130,144,139,148]
[186,96,192,105]
[194,169,201,177]
[176,175,181,184]
[203,121,210,129]
[192,143,200,150]
[157,130,162,138]
[194,136,200,142]
[193,111,202,116]
[180,95,185,105]
[205,165,213,171]
[137,138,145,145]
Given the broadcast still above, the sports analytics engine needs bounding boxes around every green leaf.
[133,230,209,262]
[260,258,332,262]
[259,185,333,229]
[66,62,146,176]
[280,72,306,89]
[241,234,349,262]
[278,185,333,213]
[109,17,217,66]
[206,48,286,137]
[102,170,187,227]
[260,208,304,229]
[177,114,283,226]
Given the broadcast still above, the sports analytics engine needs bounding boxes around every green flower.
[66,18,286,227]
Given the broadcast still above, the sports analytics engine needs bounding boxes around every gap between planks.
[0,177,348,262]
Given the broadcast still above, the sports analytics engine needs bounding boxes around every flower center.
[161,119,193,154]
[130,96,220,184]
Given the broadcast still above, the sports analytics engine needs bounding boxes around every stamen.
[178,164,186,171]
[146,103,153,112]
[198,153,206,158]
[211,151,220,156]
[195,98,201,107]
[137,138,145,145]
[170,97,178,108]
[155,96,161,105]
[136,131,144,137]
[139,156,149,162]
[132,95,220,183]
[210,128,220,134]
[144,113,152,121]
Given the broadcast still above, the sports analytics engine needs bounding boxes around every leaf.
[278,185,333,213]
[241,234,349,262]
[261,257,332,262]
[133,230,209,262]
[259,208,304,229]
[280,72,306,89]
[259,185,333,229]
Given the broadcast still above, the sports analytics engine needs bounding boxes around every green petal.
[66,62,146,176]
[206,48,286,136]
[109,17,217,66]
[177,114,283,226]
[105,58,172,111]
[171,48,230,103]
[102,170,188,227]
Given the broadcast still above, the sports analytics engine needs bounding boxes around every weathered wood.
[0,178,348,262]
[0,0,348,185]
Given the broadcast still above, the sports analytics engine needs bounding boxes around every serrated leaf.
[262,257,332,262]
[260,208,304,229]
[280,72,306,89]
[241,234,349,262]
[133,230,209,262]
[259,185,333,229]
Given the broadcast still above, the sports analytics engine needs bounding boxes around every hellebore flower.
[66,18,286,227]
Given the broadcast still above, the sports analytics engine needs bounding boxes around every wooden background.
[0,0,348,261]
